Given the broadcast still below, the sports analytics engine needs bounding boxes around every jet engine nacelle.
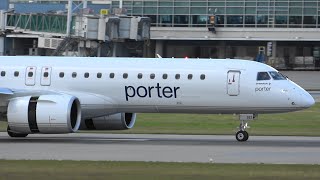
[7,95,81,134]
[80,113,136,130]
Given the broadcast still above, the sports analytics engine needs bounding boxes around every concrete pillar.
[83,0,88,9]
[143,41,154,58]
[97,44,101,57]
[155,40,164,58]
[217,41,226,59]
[272,41,277,58]
[112,42,118,57]
[119,0,123,8]
[0,10,5,56]
[0,38,4,56]
[66,0,73,37]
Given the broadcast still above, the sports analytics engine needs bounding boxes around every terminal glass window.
[304,16,317,28]
[192,15,207,26]
[144,7,157,14]
[117,0,320,28]
[159,15,173,27]
[245,16,255,27]
[227,16,243,27]
[289,16,302,27]
[275,16,288,27]
[175,7,189,14]
[174,15,189,26]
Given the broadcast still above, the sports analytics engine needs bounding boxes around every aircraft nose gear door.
[227,71,241,96]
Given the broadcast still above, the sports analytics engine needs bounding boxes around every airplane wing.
[0,88,14,95]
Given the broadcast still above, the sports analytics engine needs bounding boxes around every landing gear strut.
[235,114,257,142]
[7,126,28,138]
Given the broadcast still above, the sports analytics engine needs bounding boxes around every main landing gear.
[7,126,28,138]
[235,114,257,142]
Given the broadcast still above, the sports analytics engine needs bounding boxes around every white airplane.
[0,56,315,141]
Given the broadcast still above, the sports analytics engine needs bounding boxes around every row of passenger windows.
[0,70,206,80]
[1,71,33,78]
[61,72,206,80]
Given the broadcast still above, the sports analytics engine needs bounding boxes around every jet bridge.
[2,12,150,56]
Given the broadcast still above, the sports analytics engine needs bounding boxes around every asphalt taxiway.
[0,133,320,164]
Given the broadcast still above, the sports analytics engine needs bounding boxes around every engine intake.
[7,95,81,134]
[80,113,136,130]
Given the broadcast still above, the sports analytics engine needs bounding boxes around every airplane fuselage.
[0,56,314,120]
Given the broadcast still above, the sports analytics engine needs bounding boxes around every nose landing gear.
[236,121,249,141]
[235,114,256,142]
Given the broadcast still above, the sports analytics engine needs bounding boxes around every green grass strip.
[0,160,320,180]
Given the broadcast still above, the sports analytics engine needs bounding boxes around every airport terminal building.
[4,0,320,70]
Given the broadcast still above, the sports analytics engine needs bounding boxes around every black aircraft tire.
[7,126,28,138]
[236,131,249,142]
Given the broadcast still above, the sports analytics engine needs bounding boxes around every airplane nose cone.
[300,91,315,108]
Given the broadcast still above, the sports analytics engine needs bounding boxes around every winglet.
[0,88,13,95]
[156,54,162,58]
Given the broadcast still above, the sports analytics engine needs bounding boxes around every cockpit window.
[269,71,287,80]
[257,72,271,81]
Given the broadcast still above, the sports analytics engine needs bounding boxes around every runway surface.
[1,133,320,164]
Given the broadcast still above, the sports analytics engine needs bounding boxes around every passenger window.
[188,74,193,80]
[137,73,143,79]
[123,73,128,79]
[28,72,33,77]
[97,73,102,78]
[150,73,155,79]
[59,72,64,78]
[43,72,49,78]
[200,74,205,80]
[257,72,271,81]
[110,73,115,79]
[175,74,180,80]
[1,71,5,77]
[72,72,77,78]
[14,71,19,77]
[84,72,89,78]
[163,74,168,79]
[269,71,286,80]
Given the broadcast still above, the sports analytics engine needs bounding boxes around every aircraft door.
[25,66,37,86]
[227,71,241,96]
[40,67,52,86]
